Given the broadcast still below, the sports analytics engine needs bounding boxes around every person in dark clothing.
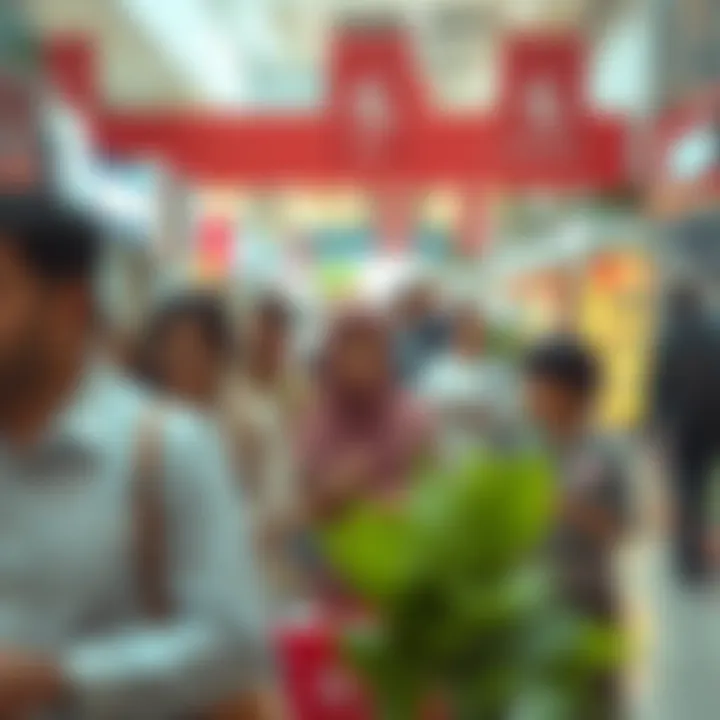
[650,283,720,584]
[393,279,450,385]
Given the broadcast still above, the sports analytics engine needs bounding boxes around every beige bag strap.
[132,404,171,619]
[133,406,267,720]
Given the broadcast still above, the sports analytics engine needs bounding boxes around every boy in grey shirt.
[524,336,627,718]
[524,336,627,620]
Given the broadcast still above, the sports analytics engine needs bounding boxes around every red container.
[276,619,373,720]
[276,611,449,720]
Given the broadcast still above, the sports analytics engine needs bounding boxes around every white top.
[0,364,272,719]
[418,353,517,457]
[227,378,295,527]
[225,375,302,606]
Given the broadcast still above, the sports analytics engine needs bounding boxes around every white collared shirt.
[0,365,272,719]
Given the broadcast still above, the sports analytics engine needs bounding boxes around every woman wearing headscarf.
[300,308,436,521]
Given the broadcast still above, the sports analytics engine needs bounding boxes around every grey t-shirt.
[552,435,628,619]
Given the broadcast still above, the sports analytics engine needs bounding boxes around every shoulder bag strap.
[133,405,272,719]
[132,403,172,619]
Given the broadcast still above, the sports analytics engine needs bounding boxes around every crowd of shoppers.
[0,192,642,718]
[650,283,720,585]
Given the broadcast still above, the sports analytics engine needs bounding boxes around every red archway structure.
[44,26,629,190]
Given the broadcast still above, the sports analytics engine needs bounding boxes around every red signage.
[52,32,629,190]
[328,23,423,177]
[43,36,97,113]
[496,34,595,185]
[500,34,584,115]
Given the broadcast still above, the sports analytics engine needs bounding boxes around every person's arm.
[562,496,621,546]
[303,449,373,521]
[563,455,628,548]
[63,414,276,719]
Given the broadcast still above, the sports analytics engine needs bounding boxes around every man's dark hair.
[524,334,601,400]
[0,193,100,281]
[136,291,232,388]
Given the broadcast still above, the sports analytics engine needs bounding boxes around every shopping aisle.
[630,541,720,720]
[628,450,720,720]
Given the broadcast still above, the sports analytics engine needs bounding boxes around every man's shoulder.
[99,370,221,457]
[161,403,221,452]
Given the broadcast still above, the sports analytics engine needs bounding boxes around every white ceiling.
[26,0,195,106]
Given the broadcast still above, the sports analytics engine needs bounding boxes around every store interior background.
[27,0,663,433]
[6,0,720,717]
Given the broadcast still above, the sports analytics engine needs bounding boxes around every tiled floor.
[627,449,720,720]
[629,540,720,720]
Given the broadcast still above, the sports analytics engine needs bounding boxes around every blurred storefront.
[579,249,655,430]
[0,0,44,191]
[650,0,720,290]
[59,21,630,302]
[39,17,646,395]
[485,198,651,431]
[96,162,167,335]
[502,247,654,431]
[656,0,720,110]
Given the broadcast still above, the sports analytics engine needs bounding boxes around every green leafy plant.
[320,451,623,720]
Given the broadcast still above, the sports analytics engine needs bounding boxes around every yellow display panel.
[579,251,654,430]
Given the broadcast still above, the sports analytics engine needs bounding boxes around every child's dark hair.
[150,292,231,355]
[136,291,232,386]
[0,193,100,281]
[254,292,293,330]
[524,334,601,400]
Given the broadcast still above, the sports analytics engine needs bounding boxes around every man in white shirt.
[0,194,275,719]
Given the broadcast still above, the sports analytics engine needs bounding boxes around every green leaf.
[323,449,621,720]
[342,624,424,720]
[447,566,554,638]
[510,685,578,720]
[524,612,624,686]
[416,452,556,578]
[320,502,418,604]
